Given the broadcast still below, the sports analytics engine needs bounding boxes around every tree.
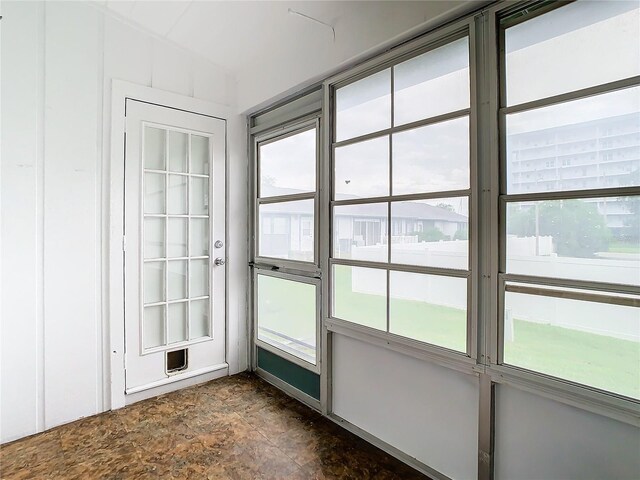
[507,200,611,258]
[418,227,448,242]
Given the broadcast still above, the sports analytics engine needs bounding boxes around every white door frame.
[108,80,232,410]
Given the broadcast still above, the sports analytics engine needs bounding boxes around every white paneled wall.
[0,0,244,443]
[332,335,479,480]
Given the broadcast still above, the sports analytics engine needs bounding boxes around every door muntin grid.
[140,123,214,354]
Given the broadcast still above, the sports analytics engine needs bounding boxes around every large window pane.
[505,1,640,106]
[258,200,314,262]
[336,69,391,141]
[259,129,316,197]
[393,116,469,195]
[333,203,387,263]
[332,265,386,331]
[506,87,640,195]
[257,274,317,365]
[390,272,467,352]
[391,198,469,270]
[394,36,470,125]
[506,197,640,286]
[334,136,389,199]
[503,283,640,399]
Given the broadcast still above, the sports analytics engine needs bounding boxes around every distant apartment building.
[507,111,640,235]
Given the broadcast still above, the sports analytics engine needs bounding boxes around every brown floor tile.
[0,373,428,480]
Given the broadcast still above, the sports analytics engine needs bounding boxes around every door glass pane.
[506,197,640,286]
[190,177,209,215]
[333,203,387,263]
[190,259,209,298]
[143,305,165,348]
[257,275,317,364]
[259,128,316,197]
[144,127,165,170]
[332,265,386,331]
[258,200,314,262]
[335,136,389,199]
[190,298,210,338]
[144,173,165,214]
[505,1,640,106]
[503,283,640,399]
[391,198,469,270]
[168,218,187,258]
[168,131,188,173]
[394,36,470,125]
[393,116,470,195]
[168,260,187,301]
[505,87,640,195]
[190,218,209,257]
[390,271,467,352]
[144,217,164,259]
[191,135,210,174]
[336,69,391,141]
[168,302,187,344]
[168,175,187,215]
[144,261,165,304]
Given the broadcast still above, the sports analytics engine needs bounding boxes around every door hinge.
[122,236,127,252]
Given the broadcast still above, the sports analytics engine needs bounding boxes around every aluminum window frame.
[253,117,322,273]
[325,18,479,366]
[248,0,640,432]
[486,0,640,415]
[253,269,322,374]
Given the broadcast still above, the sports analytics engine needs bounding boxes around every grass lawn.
[608,241,640,254]
[258,268,640,399]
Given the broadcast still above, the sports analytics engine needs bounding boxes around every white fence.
[350,236,640,341]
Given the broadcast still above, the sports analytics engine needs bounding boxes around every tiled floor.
[0,373,428,479]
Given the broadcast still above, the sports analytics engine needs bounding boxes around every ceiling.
[102,1,475,112]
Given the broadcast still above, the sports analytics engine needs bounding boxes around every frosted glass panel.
[144,262,165,304]
[144,217,164,259]
[144,127,165,170]
[190,218,209,257]
[191,135,210,174]
[394,37,470,125]
[390,271,467,352]
[168,174,187,215]
[143,305,165,349]
[168,131,187,173]
[144,173,165,214]
[333,203,388,263]
[168,302,187,344]
[336,69,391,141]
[332,265,386,331]
[190,259,208,298]
[190,299,210,338]
[393,116,470,195]
[257,275,317,364]
[505,1,640,106]
[334,136,389,199]
[391,197,469,270]
[190,177,209,215]
[259,128,316,197]
[168,218,187,258]
[168,260,187,301]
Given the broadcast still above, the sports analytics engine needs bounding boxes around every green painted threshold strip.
[257,347,320,400]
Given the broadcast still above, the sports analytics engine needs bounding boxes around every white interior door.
[124,100,226,395]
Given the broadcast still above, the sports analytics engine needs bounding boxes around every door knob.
[214,258,225,266]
